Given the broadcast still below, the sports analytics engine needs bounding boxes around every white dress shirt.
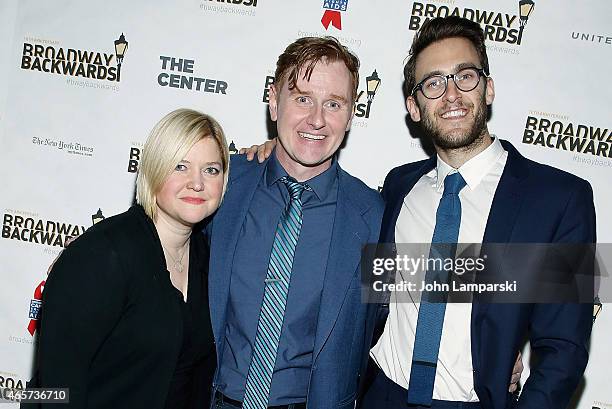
[370,136,508,402]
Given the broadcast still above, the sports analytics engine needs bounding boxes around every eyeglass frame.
[411,67,489,100]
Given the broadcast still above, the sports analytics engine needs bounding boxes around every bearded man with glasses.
[363,15,596,409]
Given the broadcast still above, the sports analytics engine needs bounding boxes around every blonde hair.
[136,108,230,220]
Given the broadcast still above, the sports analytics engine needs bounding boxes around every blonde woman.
[30,109,229,409]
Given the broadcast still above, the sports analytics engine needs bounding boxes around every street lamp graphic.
[365,70,381,118]
[366,70,381,102]
[517,0,535,45]
[114,33,128,80]
[92,208,105,225]
[593,296,602,323]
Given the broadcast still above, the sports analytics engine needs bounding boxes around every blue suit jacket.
[377,140,595,409]
[208,154,384,409]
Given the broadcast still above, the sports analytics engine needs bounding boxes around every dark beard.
[419,93,488,150]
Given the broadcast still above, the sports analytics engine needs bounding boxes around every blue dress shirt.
[218,152,338,405]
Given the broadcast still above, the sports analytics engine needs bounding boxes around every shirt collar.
[265,150,338,201]
[435,136,505,192]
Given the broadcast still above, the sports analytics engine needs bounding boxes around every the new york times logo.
[158,56,228,94]
[262,68,380,119]
[2,213,86,248]
[408,1,535,46]
[21,33,128,82]
[523,116,611,158]
[32,136,94,157]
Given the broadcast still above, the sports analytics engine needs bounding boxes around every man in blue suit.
[208,37,384,409]
[363,17,595,409]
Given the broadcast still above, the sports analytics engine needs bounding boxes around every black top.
[27,205,215,409]
[165,237,215,409]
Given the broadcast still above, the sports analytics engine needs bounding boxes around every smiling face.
[269,59,353,181]
[155,137,224,228]
[406,37,495,151]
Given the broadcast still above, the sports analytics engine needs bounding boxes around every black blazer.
[29,205,215,409]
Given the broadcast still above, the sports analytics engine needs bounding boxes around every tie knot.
[281,176,310,200]
[442,172,466,195]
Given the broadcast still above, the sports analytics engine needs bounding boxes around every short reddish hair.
[274,36,360,102]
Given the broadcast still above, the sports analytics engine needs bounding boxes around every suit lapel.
[372,158,435,345]
[380,157,436,243]
[471,140,530,370]
[481,141,529,244]
[312,170,371,360]
[209,158,268,343]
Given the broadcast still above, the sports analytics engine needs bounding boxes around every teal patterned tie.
[242,176,309,409]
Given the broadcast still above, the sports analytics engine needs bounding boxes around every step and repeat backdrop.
[0,0,610,407]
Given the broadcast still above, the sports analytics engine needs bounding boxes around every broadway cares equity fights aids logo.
[21,33,129,82]
[409,0,536,46]
[321,0,348,30]
[25,209,105,336]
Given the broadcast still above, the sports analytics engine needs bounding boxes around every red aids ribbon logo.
[321,0,348,30]
[321,10,342,30]
[27,280,45,336]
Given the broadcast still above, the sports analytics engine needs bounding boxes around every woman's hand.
[239,138,277,163]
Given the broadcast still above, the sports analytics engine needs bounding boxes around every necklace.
[162,242,189,273]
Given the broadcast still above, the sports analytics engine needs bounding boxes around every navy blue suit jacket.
[377,140,595,409]
[208,154,384,409]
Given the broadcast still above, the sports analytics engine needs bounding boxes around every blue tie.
[242,176,309,409]
[407,172,467,405]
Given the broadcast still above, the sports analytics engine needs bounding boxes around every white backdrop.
[1,1,610,407]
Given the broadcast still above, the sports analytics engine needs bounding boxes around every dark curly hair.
[404,16,489,97]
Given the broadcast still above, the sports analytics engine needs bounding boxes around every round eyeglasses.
[411,67,488,99]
